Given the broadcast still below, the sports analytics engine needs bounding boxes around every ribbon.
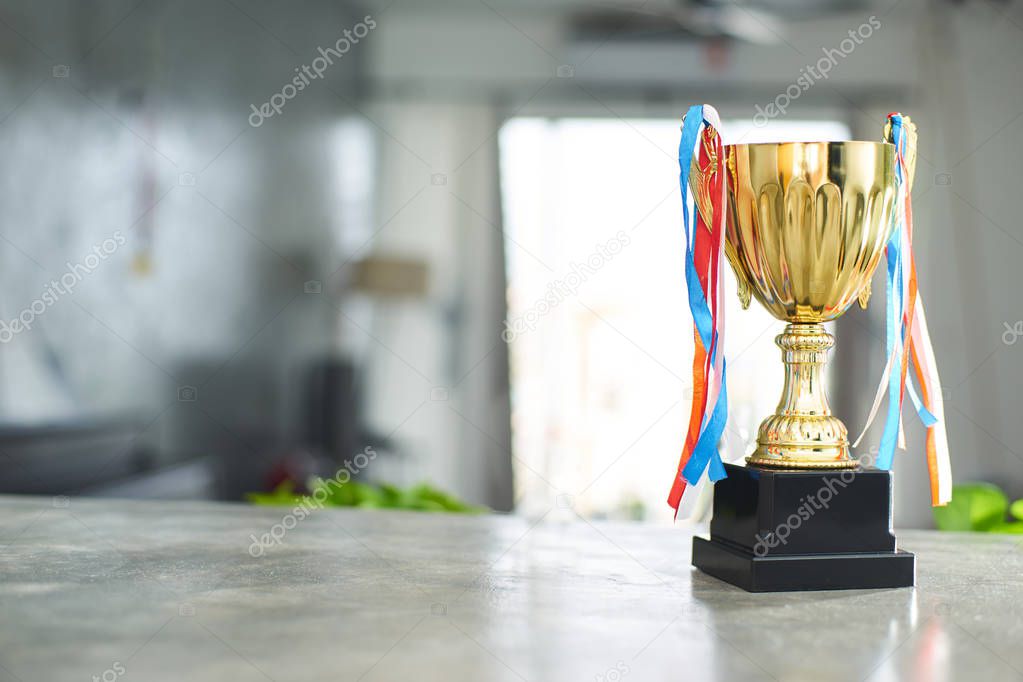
[854,113,951,505]
[668,105,729,515]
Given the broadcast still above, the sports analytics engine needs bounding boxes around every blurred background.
[0,0,1019,527]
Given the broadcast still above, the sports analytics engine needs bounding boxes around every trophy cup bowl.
[723,140,898,468]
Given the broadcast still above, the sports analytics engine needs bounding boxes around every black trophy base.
[692,463,915,592]
[692,537,915,592]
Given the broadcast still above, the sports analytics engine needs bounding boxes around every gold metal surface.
[721,137,904,468]
[746,324,852,468]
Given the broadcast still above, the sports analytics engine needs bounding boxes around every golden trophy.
[722,121,913,469]
[689,114,924,592]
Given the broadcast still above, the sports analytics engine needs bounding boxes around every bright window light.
[499,116,852,523]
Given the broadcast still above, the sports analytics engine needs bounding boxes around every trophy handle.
[687,126,718,231]
[857,280,871,310]
[883,115,917,192]
[684,122,753,310]
[862,114,918,312]
[724,148,753,310]
[725,241,753,310]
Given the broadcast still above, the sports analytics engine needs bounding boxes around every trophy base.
[691,463,915,592]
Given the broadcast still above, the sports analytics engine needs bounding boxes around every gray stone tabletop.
[0,495,1021,682]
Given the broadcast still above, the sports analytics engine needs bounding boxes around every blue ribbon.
[682,378,729,483]
[677,105,728,485]
[877,220,902,469]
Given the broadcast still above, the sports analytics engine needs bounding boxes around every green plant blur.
[933,482,1023,533]
[247,479,487,514]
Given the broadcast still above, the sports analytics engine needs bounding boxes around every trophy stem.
[746,323,855,469]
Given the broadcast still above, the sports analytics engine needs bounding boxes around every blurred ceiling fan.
[568,0,868,46]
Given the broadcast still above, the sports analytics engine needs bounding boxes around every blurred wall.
[0,0,366,482]
[0,0,516,510]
